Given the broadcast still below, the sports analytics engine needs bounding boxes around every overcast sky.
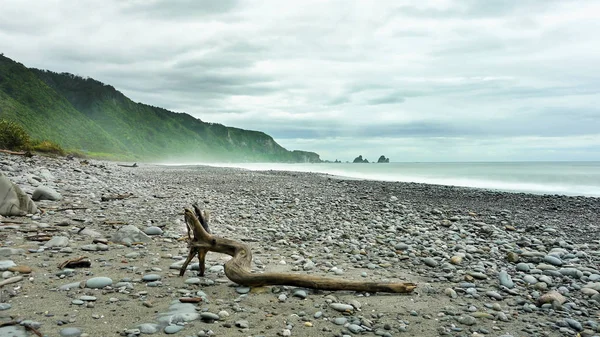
[1,0,600,162]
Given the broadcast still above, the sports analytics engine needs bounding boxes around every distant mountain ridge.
[0,54,321,162]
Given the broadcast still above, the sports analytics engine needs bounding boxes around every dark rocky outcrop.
[377,155,390,163]
[353,155,369,163]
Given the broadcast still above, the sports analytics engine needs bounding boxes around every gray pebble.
[235,286,250,294]
[60,327,82,337]
[144,226,163,235]
[164,325,185,334]
[543,255,562,266]
[142,274,161,282]
[85,277,113,289]
[421,257,438,267]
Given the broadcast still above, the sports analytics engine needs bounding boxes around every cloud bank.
[1,0,599,161]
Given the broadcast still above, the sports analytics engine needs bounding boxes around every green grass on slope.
[0,55,130,155]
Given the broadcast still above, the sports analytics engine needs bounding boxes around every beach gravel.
[0,153,599,336]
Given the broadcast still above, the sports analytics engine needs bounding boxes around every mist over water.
[174,162,600,197]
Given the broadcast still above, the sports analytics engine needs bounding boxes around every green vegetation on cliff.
[0,54,320,162]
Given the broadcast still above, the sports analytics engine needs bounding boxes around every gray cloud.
[1,0,599,161]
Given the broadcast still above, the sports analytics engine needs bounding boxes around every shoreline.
[1,154,599,336]
[160,162,600,198]
[163,162,600,199]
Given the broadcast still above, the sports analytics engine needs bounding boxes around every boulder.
[377,155,390,163]
[32,186,62,201]
[352,155,369,163]
[0,174,37,216]
[111,225,151,245]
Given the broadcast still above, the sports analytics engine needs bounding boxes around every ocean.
[193,161,600,197]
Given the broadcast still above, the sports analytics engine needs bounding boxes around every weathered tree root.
[179,205,416,294]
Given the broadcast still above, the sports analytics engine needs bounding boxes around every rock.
[32,185,62,201]
[8,265,32,273]
[0,303,12,310]
[537,290,566,306]
[330,303,354,312]
[111,225,151,245]
[292,289,308,299]
[0,248,25,257]
[85,276,113,289]
[137,323,159,334]
[0,260,17,271]
[498,270,514,288]
[348,324,363,333]
[44,236,70,248]
[303,260,315,270]
[142,274,161,282]
[421,257,438,267]
[353,155,369,163]
[486,291,503,300]
[516,263,530,272]
[235,320,249,328]
[506,252,519,263]
[200,312,220,321]
[59,327,82,337]
[565,318,583,332]
[164,325,184,334]
[444,288,457,298]
[78,227,102,238]
[543,255,563,266]
[523,275,538,284]
[559,268,583,278]
[235,286,250,294]
[456,315,477,326]
[171,312,200,323]
[59,281,82,291]
[450,256,463,265]
[0,175,37,216]
[144,226,163,235]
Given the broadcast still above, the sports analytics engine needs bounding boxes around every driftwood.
[101,193,133,202]
[58,256,91,269]
[118,163,138,168]
[180,205,417,294]
[0,149,33,157]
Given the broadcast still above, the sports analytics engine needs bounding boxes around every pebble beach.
[1,153,600,337]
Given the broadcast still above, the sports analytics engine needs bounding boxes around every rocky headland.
[0,153,599,337]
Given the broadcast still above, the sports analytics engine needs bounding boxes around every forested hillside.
[0,54,320,162]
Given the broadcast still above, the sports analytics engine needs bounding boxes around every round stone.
[543,255,562,266]
[164,325,184,334]
[498,270,514,288]
[185,277,201,284]
[138,324,159,334]
[60,327,82,337]
[200,312,220,321]
[235,286,251,294]
[0,303,12,310]
[330,303,354,312]
[144,226,163,235]
[71,300,84,305]
[85,277,113,289]
[292,289,308,299]
[333,317,347,325]
[142,274,161,282]
[422,257,438,267]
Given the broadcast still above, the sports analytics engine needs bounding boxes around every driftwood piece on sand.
[180,205,417,294]
[0,149,33,157]
[101,193,134,202]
